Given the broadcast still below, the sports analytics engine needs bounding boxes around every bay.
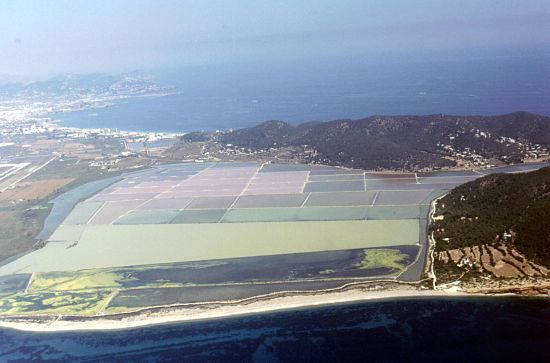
[52,55,550,133]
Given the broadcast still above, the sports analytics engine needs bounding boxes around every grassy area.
[28,266,188,292]
[0,290,113,315]
[29,269,130,292]
[0,204,51,261]
[358,248,410,272]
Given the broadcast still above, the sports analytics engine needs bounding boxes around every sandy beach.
[0,287,474,333]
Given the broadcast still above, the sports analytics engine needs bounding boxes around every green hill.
[219,112,550,170]
[431,167,550,267]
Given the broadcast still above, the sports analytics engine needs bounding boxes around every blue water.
[52,55,550,133]
[0,297,549,362]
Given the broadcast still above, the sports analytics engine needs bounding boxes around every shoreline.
[0,287,483,333]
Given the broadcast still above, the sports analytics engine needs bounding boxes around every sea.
[1,296,549,362]
[52,54,550,133]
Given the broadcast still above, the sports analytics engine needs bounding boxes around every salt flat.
[0,220,418,274]
[0,162,474,278]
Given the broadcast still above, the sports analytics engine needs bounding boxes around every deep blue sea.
[1,297,549,362]
[52,55,550,132]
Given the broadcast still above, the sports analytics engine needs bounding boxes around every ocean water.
[1,296,549,362]
[52,55,550,133]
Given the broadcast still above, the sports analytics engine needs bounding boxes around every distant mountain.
[0,71,172,99]
[431,167,550,268]
[219,112,550,170]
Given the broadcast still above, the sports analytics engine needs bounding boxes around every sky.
[1,0,549,78]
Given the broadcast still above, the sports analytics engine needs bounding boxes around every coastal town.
[0,72,182,170]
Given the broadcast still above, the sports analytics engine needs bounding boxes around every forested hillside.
[219,112,549,170]
[431,167,550,267]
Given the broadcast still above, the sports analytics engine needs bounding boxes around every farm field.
[0,161,504,315]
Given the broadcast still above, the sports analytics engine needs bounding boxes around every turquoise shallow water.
[1,296,549,362]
